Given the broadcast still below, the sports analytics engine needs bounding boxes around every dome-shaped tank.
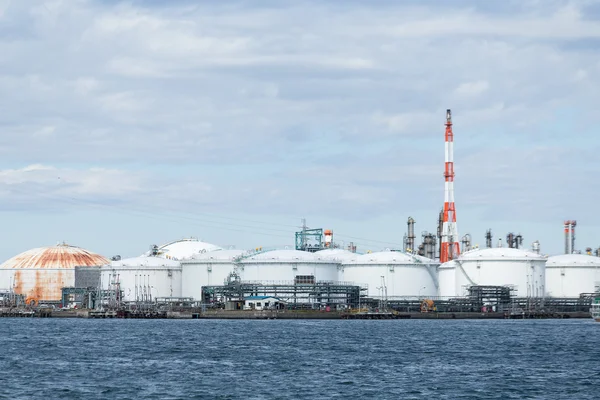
[147,238,222,260]
[455,248,546,297]
[341,251,439,298]
[180,249,246,300]
[545,254,600,297]
[101,256,182,302]
[0,243,108,303]
[314,248,359,263]
[238,249,339,283]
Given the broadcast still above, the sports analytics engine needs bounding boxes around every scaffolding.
[202,276,366,309]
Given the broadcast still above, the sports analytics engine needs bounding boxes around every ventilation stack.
[570,221,577,254]
[485,229,493,248]
[440,109,460,263]
[564,221,570,254]
[407,217,416,253]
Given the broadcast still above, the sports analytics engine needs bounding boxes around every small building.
[243,296,286,310]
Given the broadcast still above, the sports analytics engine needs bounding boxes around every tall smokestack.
[440,109,460,263]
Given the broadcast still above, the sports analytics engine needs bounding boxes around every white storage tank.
[101,256,182,302]
[455,248,546,298]
[238,249,339,283]
[340,251,439,298]
[180,249,246,300]
[438,260,458,298]
[0,243,108,304]
[545,254,600,297]
[147,238,222,260]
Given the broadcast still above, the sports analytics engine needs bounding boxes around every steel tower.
[440,109,460,263]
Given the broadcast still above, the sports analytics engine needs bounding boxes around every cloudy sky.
[0,0,599,260]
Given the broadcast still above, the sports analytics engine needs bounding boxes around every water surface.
[0,319,598,399]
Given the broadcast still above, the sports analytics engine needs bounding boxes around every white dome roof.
[242,249,332,263]
[186,249,246,262]
[438,260,459,270]
[546,254,600,267]
[314,248,359,262]
[109,256,181,268]
[151,238,222,260]
[343,251,437,265]
[458,247,545,261]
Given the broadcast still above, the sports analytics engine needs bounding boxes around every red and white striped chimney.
[440,109,460,263]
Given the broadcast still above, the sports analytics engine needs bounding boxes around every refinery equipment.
[100,256,182,302]
[180,249,245,300]
[417,232,437,260]
[506,233,523,249]
[461,234,472,252]
[340,251,439,298]
[202,272,365,309]
[452,247,546,298]
[564,220,577,254]
[404,217,416,253]
[485,229,493,248]
[294,219,334,252]
[440,109,461,263]
[0,243,108,305]
[532,241,541,254]
[545,254,600,297]
[236,249,339,283]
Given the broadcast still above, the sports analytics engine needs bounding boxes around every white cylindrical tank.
[455,248,546,297]
[314,248,358,281]
[239,250,339,282]
[438,260,458,298]
[545,254,600,297]
[101,256,182,302]
[147,238,222,260]
[340,251,439,298]
[180,249,246,300]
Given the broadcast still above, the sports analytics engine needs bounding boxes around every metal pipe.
[571,220,577,254]
[564,221,570,254]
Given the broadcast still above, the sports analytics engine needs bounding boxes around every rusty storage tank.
[0,243,108,304]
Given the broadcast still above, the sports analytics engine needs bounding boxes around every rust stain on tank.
[1,244,109,302]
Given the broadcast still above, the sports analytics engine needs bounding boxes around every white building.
[545,254,600,297]
[243,296,285,310]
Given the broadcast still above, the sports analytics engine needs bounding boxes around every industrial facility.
[1,109,598,318]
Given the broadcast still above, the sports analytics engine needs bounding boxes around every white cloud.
[0,0,599,255]
[455,80,489,96]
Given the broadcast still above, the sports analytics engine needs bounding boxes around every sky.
[0,0,599,261]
